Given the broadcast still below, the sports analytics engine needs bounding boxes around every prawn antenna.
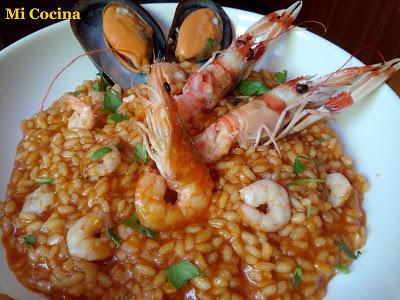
[296,20,327,33]
[41,47,142,111]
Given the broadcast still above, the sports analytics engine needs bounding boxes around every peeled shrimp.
[239,179,291,232]
[63,93,95,130]
[82,144,121,177]
[21,185,54,215]
[326,173,353,208]
[66,213,115,261]
[134,64,213,231]
[195,58,400,163]
[174,1,302,123]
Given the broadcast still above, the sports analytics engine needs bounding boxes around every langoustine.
[195,58,400,163]
[173,1,302,123]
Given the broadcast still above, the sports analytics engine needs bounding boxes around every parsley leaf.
[306,205,313,218]
[72,91,80,96]
[110,113,128,122]
[292,157,305,174]
[104,87,122,113]
[133,143,148,163]
[90,146,112,160]
[23,234,36,246]
[287,178,326,186]
[139,226,157,239]
[292,156,320,174]
[123,214,157,239]
[34,177,55,184]
[237,80,269,96]
[335,264,350,274]
[93,71,108,91]
[166,260,205,289]
[275,70,288,83]
[292,267,302,289]
[337,239,361,260]
[107,227,121,247]
[206,38,217,51]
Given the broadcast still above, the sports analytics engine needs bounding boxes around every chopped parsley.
[133,143,148,163]
[337,239,361,260]
[306,205,313,218]
[292,156,320,174]
[90,146,112,160]
[122,214,157,239]
[104,87,122,113]
[107,227,121,247]
[287,178,326,186]
[275,70,288,83]
[292,267,302,288]
[335,264,350,274]
[236,80,269,96]
[110,112,128,122]
[23,234,36,246]
[292,158,305,174]
[93,71,108,92]
[34,177,55,184]
[206,38,217,51]
[166,260,205,289]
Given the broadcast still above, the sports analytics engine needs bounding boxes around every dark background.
[0,0,400,63]
[0,0,399,66]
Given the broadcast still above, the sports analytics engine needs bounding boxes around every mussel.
[70,0,166,88]
[166,0,233,63]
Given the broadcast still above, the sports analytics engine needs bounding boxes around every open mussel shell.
[165,0,233,63]
[70,0,166,89]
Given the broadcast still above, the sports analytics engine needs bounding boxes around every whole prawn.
[195,58,400,163]
[174,1,302,123]
[134,64,213,231]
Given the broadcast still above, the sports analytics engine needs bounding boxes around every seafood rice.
[0,67,368,299]
[1,1,399,299]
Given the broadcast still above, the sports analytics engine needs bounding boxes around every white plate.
[0,3,399,300]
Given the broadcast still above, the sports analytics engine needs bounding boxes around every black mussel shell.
[70,0,166,89]
[165,0,233,62]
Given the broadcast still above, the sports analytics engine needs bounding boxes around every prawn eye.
[296,83,308,94]
[163,82,171,94]
[236,39,246,47]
